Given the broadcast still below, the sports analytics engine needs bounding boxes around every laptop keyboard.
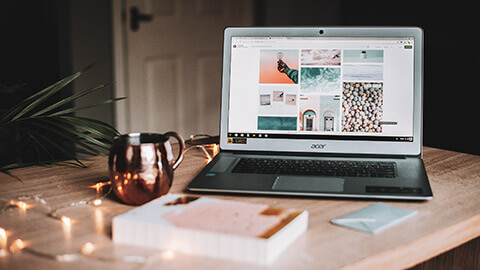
[231,158,396,178]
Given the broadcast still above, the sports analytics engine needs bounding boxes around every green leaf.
[49,97,126,116]
[74,147,107,157]
[36,118,111,150]
[0,64,94,123]
[31,84,106,117]
[0,169,23,183]
[0,64,125,174]
[16,125,86,167]
[59,116,119,136]
[55,117,114,141]
[20,125,57,161]
[21,120,105,157]
[0,159,86,173]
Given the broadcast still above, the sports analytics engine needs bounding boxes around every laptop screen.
[227,37,415,143]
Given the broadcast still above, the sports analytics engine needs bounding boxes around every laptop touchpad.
[272,176,345,193]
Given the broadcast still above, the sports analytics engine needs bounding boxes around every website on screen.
[228,37,415,142]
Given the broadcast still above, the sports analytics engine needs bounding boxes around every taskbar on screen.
[227,132,413,142]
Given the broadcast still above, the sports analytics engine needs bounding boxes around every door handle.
[130,7,153,31]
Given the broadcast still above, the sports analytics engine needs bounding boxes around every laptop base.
[186,152,433,200]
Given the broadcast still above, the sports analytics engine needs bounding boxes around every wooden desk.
[0,147,479,269]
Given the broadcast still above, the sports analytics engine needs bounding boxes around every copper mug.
[108,132,185,205]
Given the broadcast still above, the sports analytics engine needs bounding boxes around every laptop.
[187,27,433,200]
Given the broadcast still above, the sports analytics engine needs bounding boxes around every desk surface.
[0,147,479,270]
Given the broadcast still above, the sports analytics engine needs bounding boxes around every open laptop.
[187,27,433,200]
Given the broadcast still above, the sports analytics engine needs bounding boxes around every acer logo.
[311,144,326,149]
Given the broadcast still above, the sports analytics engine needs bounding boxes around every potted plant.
[0,65,125,180]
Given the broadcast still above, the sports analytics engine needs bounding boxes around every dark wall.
[257,0,478,155]
[0,0,113,164]
[0,1,74,164]
[0,0,113,125]
[1,1,477,155]
[69,0,113,127]
[0,1,67,97]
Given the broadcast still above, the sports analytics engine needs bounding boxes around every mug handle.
[164,131,185,170]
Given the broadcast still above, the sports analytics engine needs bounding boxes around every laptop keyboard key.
[232,158,397,178]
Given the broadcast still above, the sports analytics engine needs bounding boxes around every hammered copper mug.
[108,132,185,205]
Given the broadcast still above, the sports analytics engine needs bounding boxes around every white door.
[116,0,252,137]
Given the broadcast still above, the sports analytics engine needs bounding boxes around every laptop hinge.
[220,149,413,159]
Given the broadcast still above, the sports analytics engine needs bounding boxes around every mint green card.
[331,202,417,234]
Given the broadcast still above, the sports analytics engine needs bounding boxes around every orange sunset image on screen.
[259,50,299,84]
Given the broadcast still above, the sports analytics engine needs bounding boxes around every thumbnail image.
[343,64,383,81]
[259,94,271,106]
[301,49,341,66]
[285,94,296,105]
[301,67,341,94]
[343,50,384,63]
[273,91,284,102]
[258,87,297,115]
[257,116,297,131]
[259,50,299,84]
[319,95,341,132]
[298,94,320,131]
[342,82,383,133]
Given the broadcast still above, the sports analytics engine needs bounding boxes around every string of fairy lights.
[0,142,218,265]
[0,185,113,262]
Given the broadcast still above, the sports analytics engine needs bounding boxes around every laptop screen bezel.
[220,27,423,156]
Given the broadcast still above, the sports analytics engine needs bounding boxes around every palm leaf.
[31,84,106,117]
[49,97,126,116]
[20,125,58,161]
[0,169,23,182]
[0,64,94,124]
[59,116,119,137]
[36,118,111,150]
[0,64,126,180]
[21,120,106,157]
[14,126,87,169]
[14,124,86,167]
[56,118,113,141]
[0,159,86,172]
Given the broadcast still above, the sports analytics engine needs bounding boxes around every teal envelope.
[331,202,417,234]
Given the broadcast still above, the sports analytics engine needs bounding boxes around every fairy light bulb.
[95,183,101,193]
[92,199,102,206]
[61,216,71,227]
[0,227,6,251]
[89,181,111,194]
[10,239,26,253]
[17,201,27,211]
[81,242,95,255]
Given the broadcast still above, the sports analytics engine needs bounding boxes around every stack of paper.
[113,194,308,265]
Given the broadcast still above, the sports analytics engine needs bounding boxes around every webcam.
[319,29,324,35]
